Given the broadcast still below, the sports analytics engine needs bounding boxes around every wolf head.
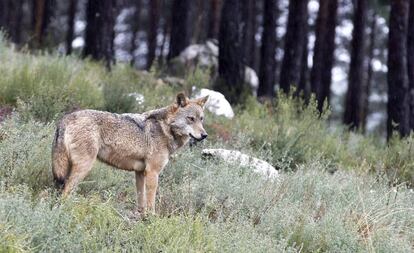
[170,93,209,141]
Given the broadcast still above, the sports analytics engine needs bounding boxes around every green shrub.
[0,36,413,252]
[0,118,55,192]
[0,44,104,121]
[0,118,413,252]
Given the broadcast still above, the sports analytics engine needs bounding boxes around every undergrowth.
[0,33,413,252]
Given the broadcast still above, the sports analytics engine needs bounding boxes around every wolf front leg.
[145,170,159,214]
[135,171,146,214]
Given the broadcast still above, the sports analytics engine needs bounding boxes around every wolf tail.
[52,125,70,189]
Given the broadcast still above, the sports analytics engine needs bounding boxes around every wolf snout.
[201,133,208,140]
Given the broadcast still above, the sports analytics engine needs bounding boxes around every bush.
[0,118,55,193]
[0,39,104,121]
[0,35,413,252]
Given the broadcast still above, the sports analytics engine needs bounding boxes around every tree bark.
[66,0,77,55]
[33,0,53,47]
[257,0,278,99]
[83,0,116,69]
[387,0,410,138]
[168,0,191,60]
[129,0,142,67]
[296,25,310,102]
[279,0,309,93]
[3,0,23,44]
[147,0,160,69]
[310,0,339,113]
[0,1,5,29]
[157,0,171,65]
[362,12,377,132]
[343,0,369,130]
[207,0,221,39]
[408,0,414,131]
[242,0,256,68]
[215,0,246,104]
[193,0,209,43]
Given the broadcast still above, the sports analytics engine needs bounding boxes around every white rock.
[202,148,279,180]
[178,40,259,94]
[192,88,234,119]
[179,44,203,63]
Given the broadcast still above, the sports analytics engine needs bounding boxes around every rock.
[202,148,279,180]
[245,67,259,94]
[177,40,259,95]
[192,88,234,119]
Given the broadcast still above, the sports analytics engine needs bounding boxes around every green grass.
[0,33,413,252]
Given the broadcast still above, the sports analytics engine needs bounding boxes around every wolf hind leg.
[52,141,70,189]
[62,156,96,197]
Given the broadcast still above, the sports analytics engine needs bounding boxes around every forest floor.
[0,38,413,252]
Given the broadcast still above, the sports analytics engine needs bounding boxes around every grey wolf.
[52,93,208,214]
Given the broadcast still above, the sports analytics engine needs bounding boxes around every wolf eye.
[200,116,204,121]
[187,116,195,122]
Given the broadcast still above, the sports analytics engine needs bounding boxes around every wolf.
[52,93,208,214]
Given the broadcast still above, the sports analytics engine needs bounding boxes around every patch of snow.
[192,88,234,119]
[202,148,279,180]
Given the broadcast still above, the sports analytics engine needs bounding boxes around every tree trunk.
[408,0,414,131]
[66,0,77,55]
[215,0,246,104]
[279,0,309,93]
[343,0,369,130]
[310,0,339,113]
[168,0,191,60]
[157,0,171,65]
[362,12,377,132]
[296,25,310,102]
[387,0,410,138]
[242,0,256,68]
[129,0,142,67]
[257,0,278,99]
[207,0,221,39]
[83,0,116,70]
[3,0,23,44]
[146,0,160,69]
[33,0,53,47]
[193,0,209,43]
[0,1,5,29]
[250,0,263,73]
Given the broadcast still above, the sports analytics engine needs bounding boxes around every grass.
[0,33,413,252]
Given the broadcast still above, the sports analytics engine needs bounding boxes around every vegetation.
[0,38,413,252]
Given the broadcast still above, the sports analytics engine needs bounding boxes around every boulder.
[177,40,259,95]
[192,88,234,119]
[202,148,279,180]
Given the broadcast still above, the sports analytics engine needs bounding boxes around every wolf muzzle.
[190,133,208,142]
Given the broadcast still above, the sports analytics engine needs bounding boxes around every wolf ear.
[195,95,209,108]
[176,92,189,107]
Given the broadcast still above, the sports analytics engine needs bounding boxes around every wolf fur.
[52,93,208,213]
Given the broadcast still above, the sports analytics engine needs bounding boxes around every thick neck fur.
[143,105,190,154]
